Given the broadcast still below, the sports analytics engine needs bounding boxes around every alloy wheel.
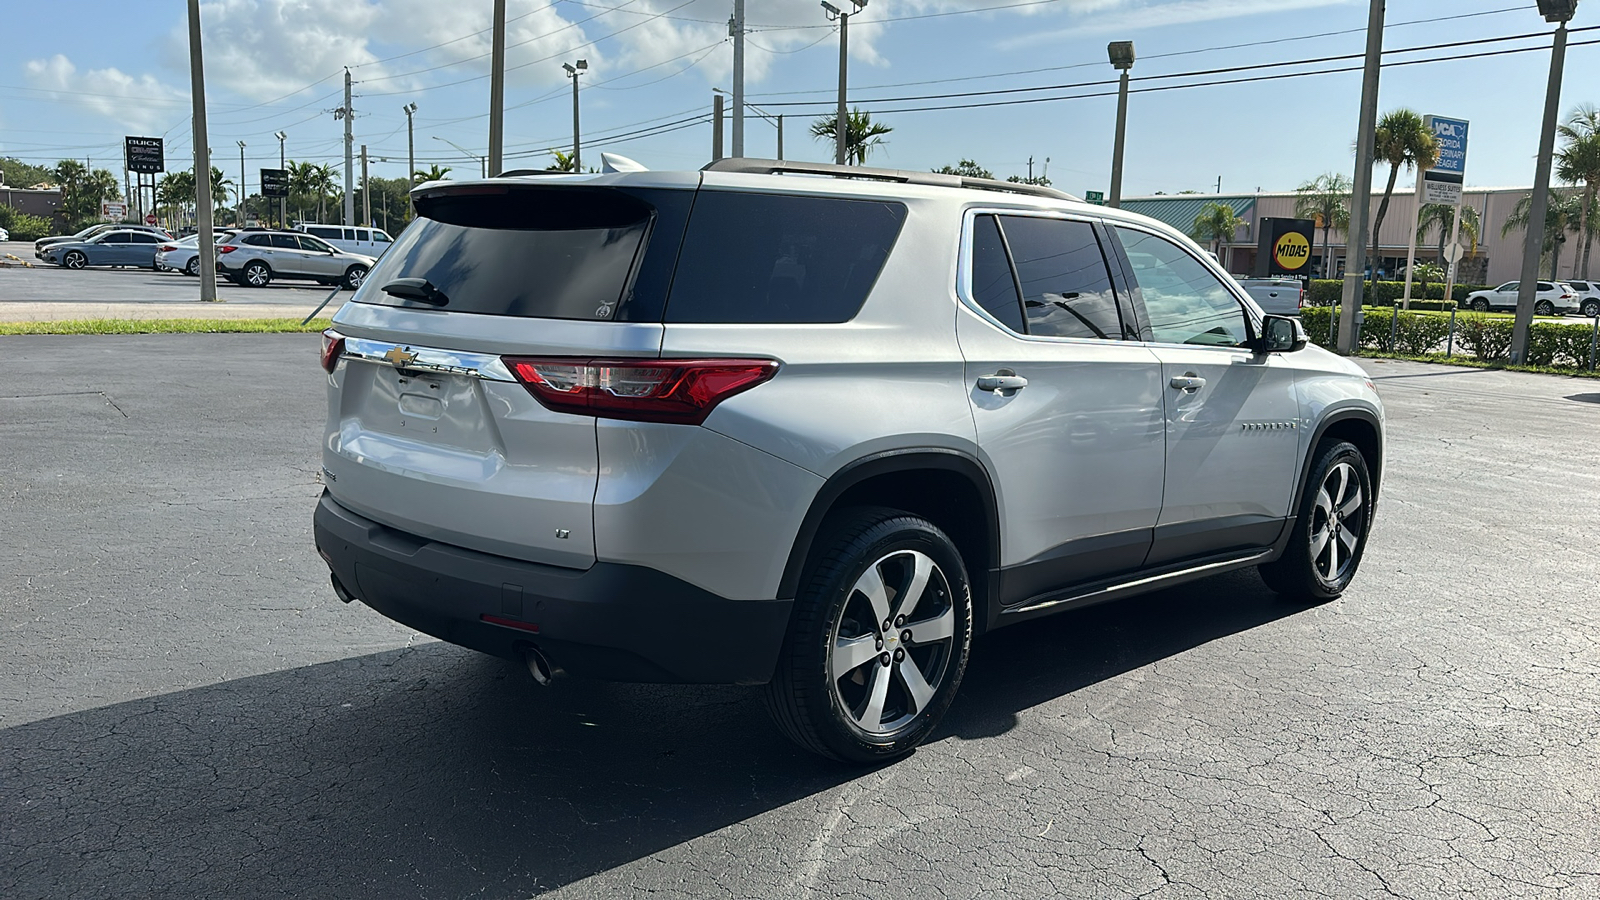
[828,549,956,736]
[65,252,85,269]
[1309,461,1363,584]
[246,264,269,286]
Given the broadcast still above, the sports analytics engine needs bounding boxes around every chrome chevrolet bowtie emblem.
[383,346,418,368]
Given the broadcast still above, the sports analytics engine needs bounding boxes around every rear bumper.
[313,492,792,684]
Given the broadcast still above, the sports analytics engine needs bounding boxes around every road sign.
[1420,115,1467,205]
[1443,242,1464,264]
[145,213,159,226]
[1424,180,1462,206]
[260,168,290,199]
[101,201,126,221]
[124,136,164,174]
[1084,190,1105,205]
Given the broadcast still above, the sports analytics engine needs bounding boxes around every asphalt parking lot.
[0,242,343,321]
[2,335,1597,899]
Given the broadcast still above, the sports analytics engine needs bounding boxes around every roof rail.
[703,157,1079,203]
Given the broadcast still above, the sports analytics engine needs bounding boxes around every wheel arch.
[1302,408,1384,505]
[778,449,1002,633]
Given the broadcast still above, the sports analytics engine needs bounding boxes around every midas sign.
[1273,231,1311,271]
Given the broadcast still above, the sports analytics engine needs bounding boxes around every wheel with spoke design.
[1259,440,1373,601]
[242,261,271,287]
[764,507,972,762]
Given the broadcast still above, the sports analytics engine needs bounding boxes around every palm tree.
[1294,172,1351,278]
[1367,109,1439,286]
[156,171,196,227]
[1556,104,1600,278]
[1190,202,1249,269]
[809,108,892,166]
[1415,203,1480,266]
[413,164,452,183]
[934,159,993,179]
[546,150,579,173]
[1501,189,1583,280]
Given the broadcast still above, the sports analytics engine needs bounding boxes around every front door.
[296,234,344,277]
[1108,225,1301,566]
[957,212,1167,607]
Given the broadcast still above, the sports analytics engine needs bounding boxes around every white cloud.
[1000,0,1354,48]
[22,54,189,135]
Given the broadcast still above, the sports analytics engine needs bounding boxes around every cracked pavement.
[1,337,1597,899]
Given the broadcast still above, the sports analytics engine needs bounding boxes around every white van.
[297,224,394,257]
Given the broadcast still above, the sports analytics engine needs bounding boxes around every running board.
[1001,549,1274,618]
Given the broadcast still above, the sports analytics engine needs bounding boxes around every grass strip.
[1357,350,1600,378]
[0,318,333,335]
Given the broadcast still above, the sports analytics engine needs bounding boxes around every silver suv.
[313,159,1385,762]
[217,228,374,288]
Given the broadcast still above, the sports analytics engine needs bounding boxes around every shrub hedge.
[0,205,56,242]
[1298,305,1598,369]
[1304,279,1488,307]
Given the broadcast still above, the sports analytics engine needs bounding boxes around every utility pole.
[563,60,587,170]
[777,114,785,160]
[488,0,506,177]
[404,102,417,214]
[1337,0,1386,356]
[1512,2,1578,364]
[712,93,725,162]
[731,0,746,157]
[1107,41,1134,208]
[237,140,247,226]
[274,130,287,227]
[361,144,370,227]
[341,67,354,226]
[186,0,217,300]
[822,0,866,166]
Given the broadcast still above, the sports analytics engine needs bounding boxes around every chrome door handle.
[977,369,1028,392]
[1169,373,1206,392]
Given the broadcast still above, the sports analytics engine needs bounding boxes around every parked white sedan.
[155,230,238,275]
[1462,281,1579,315]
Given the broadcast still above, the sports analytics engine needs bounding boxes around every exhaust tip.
[523,646,554,686]
[329,573,357,604]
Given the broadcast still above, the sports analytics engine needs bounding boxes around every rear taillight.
[504,357,778,425]
[159,244,177,252]
[1297,288,1306,308]
[219,245,237,254]
[320,330,345,373]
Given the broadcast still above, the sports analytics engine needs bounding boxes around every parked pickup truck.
[1236,277,1305,316]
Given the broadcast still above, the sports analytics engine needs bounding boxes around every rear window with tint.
[354,186,689,321]
[664,192,907,324]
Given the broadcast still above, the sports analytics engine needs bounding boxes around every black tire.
[63,251,87,270]
[763,507,973,763]
[343,265,368,290]
[1583,299,1600,318]
[1535,299,1555,316]
[1258,440,1374,602]
[1471,298,1490,312]
[184,257,201,276]
[242,261,271,287]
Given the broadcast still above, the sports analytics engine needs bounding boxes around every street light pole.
[1512,2,1578,364]
[1107,41,1135,209]
[403,102,417,214]
[237,140,246,226]
[342,67,354,226]
[274,130,286,227]
[433,136,486,178]
[822,0,866,166]
[731,0,746,157]
[1337,0,1387,355]
[185,0,217,301]
[562,60,587,171]
[488,0,506,177]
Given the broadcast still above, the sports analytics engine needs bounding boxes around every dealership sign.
[124,136,165,174]
[1421,116,1468,206]
[260,168,290,199]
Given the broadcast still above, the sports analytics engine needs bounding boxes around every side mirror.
[1254,315,1307,354]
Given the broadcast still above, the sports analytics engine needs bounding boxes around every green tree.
[1,157,53,189]
[52,159,122,227]
[1502,189,1583,280]
[1556,104,1600,279]
[1294,172,1351,278]
[1006,174,1052,186]
[413,164,453,183]
[934,159,993,179]
[1190,202,1249,269]
[809,108,892,166]
[1366,109,1439,286]
[1415,203,1480,267]
[544,150,580,173]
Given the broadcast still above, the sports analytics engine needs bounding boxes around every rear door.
[129,232,162,267]
[1108,224,1300,565]
[323,183,692,569]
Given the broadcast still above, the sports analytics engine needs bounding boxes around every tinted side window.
[102,233,131,244]
[665,192,907,324]
[356,229,371,241]
[297,235,332,252]
[1537,282,1554,291]
[242,234,271,246]
[132,233,161,244]
[270,234,300,249]
[343,228,357,241]
[998,216,1122,340]
[969,214,1024,332]
[307,226,339,239]
[1115,227,1248,347]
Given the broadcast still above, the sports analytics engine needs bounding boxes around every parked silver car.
[35,223,170,258]
[1564,279,1600,317]
[313,159,1385,762]
[155,230,238,275]
[40,229,165,269]
[216,229,374,288]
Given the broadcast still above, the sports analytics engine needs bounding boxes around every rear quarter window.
[664,192,907,324]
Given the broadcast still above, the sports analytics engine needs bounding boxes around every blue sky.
[1,1,1594,197]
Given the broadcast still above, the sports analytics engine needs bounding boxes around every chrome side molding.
[1003,549,1273,617]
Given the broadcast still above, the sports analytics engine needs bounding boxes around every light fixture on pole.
[1106,40,1135,209]
[562,60,588,171]
[1511,0,1580,363]
[821,0,867,166]
[403,102,418,213]
[236,140,247,227]
[432,135,487,178]
[274,131,286,227]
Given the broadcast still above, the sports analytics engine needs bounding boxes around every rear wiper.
[383,277,449,306]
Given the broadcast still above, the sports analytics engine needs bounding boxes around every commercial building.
[1122,186,1586,287]
[0,186,65,229]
